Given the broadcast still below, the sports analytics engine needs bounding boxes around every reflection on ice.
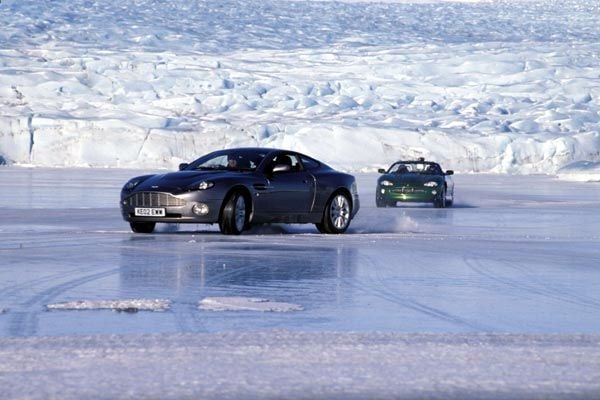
[118,241,358,295]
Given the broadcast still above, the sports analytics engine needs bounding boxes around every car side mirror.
[178,163,189,171]
[272,164,291,174]
[378,168,386,174]
[445,170,454,175]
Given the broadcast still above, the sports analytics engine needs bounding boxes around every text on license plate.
[134,207,166,217]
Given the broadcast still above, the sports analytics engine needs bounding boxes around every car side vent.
[253,183,268,191]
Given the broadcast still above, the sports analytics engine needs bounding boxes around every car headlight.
[124,179,141,190]
[380,180,394,187]
[424,181,438,187]
[197,181,215,190]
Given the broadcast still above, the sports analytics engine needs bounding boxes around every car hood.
[136,170,240,192]
[380,174,441,186]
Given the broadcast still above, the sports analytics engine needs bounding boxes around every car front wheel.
[130,222,156,233]
[219,191,248,235]
[317,192,352,234]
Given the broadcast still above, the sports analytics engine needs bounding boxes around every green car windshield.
[389,162,442,175]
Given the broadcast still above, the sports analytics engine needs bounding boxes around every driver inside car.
[227,157,237,169]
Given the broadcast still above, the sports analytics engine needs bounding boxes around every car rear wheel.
[219,191,248,235]
[130,222,156,233]
[317,192,352,234]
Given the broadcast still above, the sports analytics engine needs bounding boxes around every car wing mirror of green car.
[378,168,386,174]
[445,170,454,175]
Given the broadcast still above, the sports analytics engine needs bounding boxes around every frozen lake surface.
[1,167,599,336]
[1,167,599,398]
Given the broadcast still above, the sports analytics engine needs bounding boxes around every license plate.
[134,207,166,217]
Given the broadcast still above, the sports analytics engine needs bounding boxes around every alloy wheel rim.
[235,196,246,231]
[330,195,350,230]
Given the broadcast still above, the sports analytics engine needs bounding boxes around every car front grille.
[391,187,426,194]
[124,192,187,207]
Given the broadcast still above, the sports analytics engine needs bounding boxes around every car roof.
[393,159,439,165]
[213,147,296,155]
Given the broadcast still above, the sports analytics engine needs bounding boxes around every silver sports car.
[120,147,360,235]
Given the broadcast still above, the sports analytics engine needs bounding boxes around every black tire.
[318,192,352,234]
[219,191,248,235]
[130,222,156,233]
[315,222,327,233]
[434,187,446,208]
[376,196,395,208]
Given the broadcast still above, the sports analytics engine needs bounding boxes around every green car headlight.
[380,180,394,187]
[424,181,438,187]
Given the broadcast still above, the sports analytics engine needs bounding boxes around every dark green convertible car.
[376,158,454,208]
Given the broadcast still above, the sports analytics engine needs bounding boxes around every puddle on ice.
[198,297,303,312]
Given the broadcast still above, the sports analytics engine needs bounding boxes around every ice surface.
[1,167,599,338]
[0,165,599,398]
[1,0,599,180]
[2,331,600,400]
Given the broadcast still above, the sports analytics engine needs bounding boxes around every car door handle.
[253,183,272,191]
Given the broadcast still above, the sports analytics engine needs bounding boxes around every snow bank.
[557,161,600,182]
[1,0,599,179]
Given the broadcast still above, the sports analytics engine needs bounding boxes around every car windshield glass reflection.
[187,151,266,172]
[390,163,440,175]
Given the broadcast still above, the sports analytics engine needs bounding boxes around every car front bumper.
[377,186,438,203]
[120,191,222,224]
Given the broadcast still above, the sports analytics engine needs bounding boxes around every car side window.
[430,165,442,175]
[300,156,320,170]
[267,153,302,173]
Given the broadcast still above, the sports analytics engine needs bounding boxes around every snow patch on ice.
[199,297,303,312]
[47,299,171,312]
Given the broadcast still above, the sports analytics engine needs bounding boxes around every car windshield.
[185,149,267,172]
[389,162,441,175]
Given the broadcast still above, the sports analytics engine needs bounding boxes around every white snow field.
[0,0,599,179]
